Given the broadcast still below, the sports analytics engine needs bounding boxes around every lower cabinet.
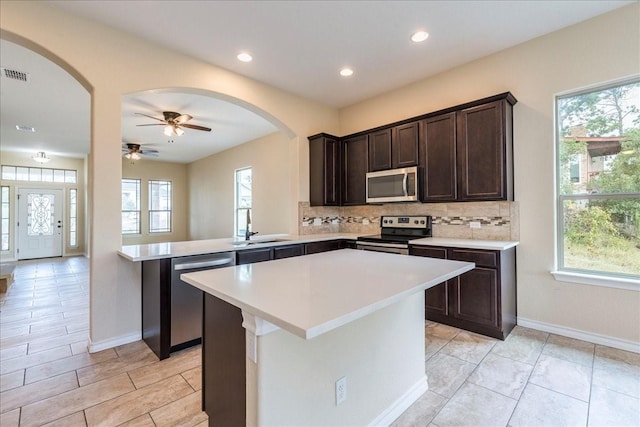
[237,239,350,265]
[409,245,516,340]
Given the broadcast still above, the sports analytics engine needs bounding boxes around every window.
[149,180,172,233]
[122,179,141,234]
[1,186,9,251]
[556,78,640,279]
[69,189,78,247]
[235,167,252,238]
[0,165,77,184]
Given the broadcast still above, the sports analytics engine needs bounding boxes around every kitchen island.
[181,249,474,426]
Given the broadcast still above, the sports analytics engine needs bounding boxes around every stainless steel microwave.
[366,166,419,203]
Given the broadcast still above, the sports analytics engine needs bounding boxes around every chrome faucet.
[245,208,258,240]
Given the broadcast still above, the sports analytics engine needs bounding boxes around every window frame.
[234,167,252,238]
[554,76,640,287]
[1,186,9,251]
[148,180,172,234]
[121,178,141,235]
[69,188,78,247]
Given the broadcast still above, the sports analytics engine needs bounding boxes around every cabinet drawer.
[305,240,343,254]
[409,246,447,259]
[448,249,498,268]
[273,244,305,260]
[236,247,273,265]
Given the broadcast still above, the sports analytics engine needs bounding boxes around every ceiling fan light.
[175,127,184,136]
[130,152,141,160]
[32,151,51,163]
[164,125,173,136]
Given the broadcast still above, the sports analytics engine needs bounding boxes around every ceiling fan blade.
[141,151,160,157]
[174,114,193,124]
[140,148,159,154]
[180,123,212,132]
[135,113,167,123]
[136,124,166,126]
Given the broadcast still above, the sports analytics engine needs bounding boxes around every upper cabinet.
[309,133,340,206]
[392,121,420,169]
[342,134,369,206]
[368,129,392,171]
[368,123,420,172]
[308,92,516,206]
[422,113,457,202]
[457,99,514,201]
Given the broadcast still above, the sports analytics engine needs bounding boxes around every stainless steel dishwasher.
[170,252,235,350]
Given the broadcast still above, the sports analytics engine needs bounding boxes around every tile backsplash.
[299,201,519,241]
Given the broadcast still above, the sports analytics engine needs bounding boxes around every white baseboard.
[88,331,142,353]
[518,317,640,354]
[368,376,428,427]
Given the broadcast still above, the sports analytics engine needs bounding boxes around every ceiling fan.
[135,111,212,136]
[122,143,159,160]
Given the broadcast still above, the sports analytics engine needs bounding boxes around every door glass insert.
[27,193,55,236]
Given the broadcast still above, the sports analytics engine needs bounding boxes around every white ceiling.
[0,1,633,163]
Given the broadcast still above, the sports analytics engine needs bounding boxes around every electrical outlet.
[470,221,481,229]
[335,377,347,405]
[362,218,370,225]
[313,217,322,226]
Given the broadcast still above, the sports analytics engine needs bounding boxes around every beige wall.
[188,132,290,239]
[338,5,640,344]
[0,151,87,259]
[121,159,188,245]
[1,1,338,349]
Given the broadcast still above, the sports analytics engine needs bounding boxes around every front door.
[17,188,63,260]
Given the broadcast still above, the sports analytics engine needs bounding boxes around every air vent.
[16,125,35,133]
[1,68,29,82]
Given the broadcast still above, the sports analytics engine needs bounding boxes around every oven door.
[356,241,409,255]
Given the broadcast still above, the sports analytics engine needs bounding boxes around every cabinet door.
[236,247,272,265]
[392,122,420,169]
[409,246,449,316]
[368,129,392,172]
[273,244,305,260]
[309,135,340,206]
[450,267,499,328]
[457,100,507,200]
[342,135,369,205]
[305,239,343,255]
[423,113,457,201]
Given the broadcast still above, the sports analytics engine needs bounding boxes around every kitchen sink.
[231,239,290,246]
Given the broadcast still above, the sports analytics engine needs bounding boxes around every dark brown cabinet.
[308,93,516,206]
[409,244,516,340]
[236,247,273,265]
[368,129,392,171]
[305,239,345,254]
[457,98,514,201]
[342,134,369,206]
[368,123,420,172]
[422,113,457,201]
[309,133,340,206]
[273,244,305,259]
[392,121,420,169]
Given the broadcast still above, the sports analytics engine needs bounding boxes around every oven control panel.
[380,215,431,229]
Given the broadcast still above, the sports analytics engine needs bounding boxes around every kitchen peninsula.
[181,249,474,426]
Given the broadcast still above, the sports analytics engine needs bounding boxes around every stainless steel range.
[356,215,432,255]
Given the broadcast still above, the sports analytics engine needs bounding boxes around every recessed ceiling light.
[16,125,35,132]
[340,68,354,77]
[411,31,429,43]
[237,52,253,62]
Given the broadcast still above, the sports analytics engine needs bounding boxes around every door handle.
[402,173,408,197]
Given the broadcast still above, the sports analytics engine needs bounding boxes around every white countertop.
[411,237,519,251]
[118,233,362,261]
[181,249,474,340]
[118,233,519,261]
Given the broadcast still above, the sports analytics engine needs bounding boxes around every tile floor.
[1,256,639,426]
